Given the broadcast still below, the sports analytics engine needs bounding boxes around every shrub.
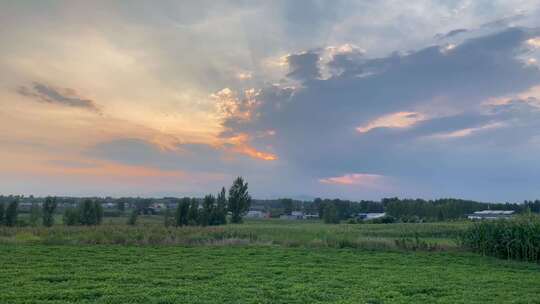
[370,215,397,224]
[163,208,173,227]
[459,215,540,262]
[127,210,138,226]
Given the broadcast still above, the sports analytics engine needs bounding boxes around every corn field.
[459,214,540,262]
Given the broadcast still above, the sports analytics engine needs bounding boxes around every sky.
[2,1,540,202]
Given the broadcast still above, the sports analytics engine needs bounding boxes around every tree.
[94,201,103,225]
[281,198,294,215]
[5,200,19,227]
[0,202,4,225]
[117,200,126,213]
[187,199,199,225]
[323,202,339,224]
[79,199,102,225]
[228,177,251,223]
[63,208,80,226]
[201,195,215,226]
[29,203,41,227]
[42,196,58,227]
[175,198,190,227]
[214,187,228,225]
[80,199,95,225]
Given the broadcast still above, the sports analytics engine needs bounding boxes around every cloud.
[356,112,426,133]
[217,27,540,200]
[286,51,321,81]
[319,173,384,187]
[427,122,506,139]
[17,82,100,113]
[527,37,540,48]
[435,28,468,40]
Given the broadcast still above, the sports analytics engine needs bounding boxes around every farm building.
[467,210,515,220]
[280,211,319,220]
[357,213,386,221]
[245,210,268,218]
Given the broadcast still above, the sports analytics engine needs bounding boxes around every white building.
[245,210,268,218]
[357,213,386,221]
[467,210,514,220]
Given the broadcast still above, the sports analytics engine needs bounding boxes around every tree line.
[0,177,251,227]
[3,178,539,226]
[314,197,532,223]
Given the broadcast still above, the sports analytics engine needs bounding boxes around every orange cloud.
[526,37,540,48]
[319,173,384,187]
[223,133,277,161]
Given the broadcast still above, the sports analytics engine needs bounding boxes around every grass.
[3,219,538,303]
[2,244,540,303]
[0,218,469,250]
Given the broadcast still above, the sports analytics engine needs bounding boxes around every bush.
[127,210,138,226]
[369,215,397,224]
[459,215,540,262]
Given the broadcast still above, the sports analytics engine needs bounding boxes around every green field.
[1,219,540,303]
[2,244,540,303]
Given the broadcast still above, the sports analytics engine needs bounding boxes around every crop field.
[0,218,468,249]
[1,220,540,303]
[2,243,540,304]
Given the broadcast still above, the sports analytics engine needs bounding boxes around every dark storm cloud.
[286,51,321,81]
[17,82,100,112]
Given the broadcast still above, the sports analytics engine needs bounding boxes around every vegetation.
[127,210,138,226]
[0,219,466,248]
[42,196,57,227]
[215,187,227,225]
[63,208,80,226]
[0,202,4,225]
[322,202,339,224]
[28,203,41,226]
[459,214,540,262]
[5,200,18,227]
[175,198,190,226]
[2,244,540,303]
[228,177,251,223]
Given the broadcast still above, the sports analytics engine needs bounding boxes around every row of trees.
[170,177,251,227]
[0,197,58,227]
[63,199,104,226]
[0,201,19,227]
[315,197,529,224]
